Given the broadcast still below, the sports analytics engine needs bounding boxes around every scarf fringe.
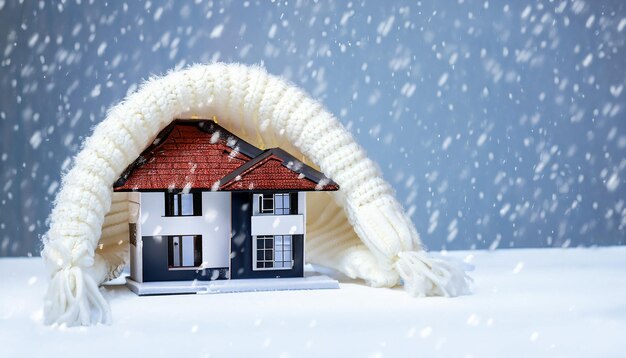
[43,266,111,326]
[42,237,111,326]
[394,250,473,297]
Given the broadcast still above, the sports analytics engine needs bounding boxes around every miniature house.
[114,119,340,295]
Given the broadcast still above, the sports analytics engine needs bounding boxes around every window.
[167,235,202,268]
[165,192,202,216]
[258,193,295,215]
[259,194,274,214]
[253,235,293,270]
[273,193,291,215]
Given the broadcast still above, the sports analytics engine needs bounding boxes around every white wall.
[298,192,306,216]
[140,192,231,268]
[299,192,306,265]
[128,192,142,282]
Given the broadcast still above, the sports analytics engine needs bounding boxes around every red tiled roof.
[114,120,338,192]
[114,121,258,191]
[219,150,339,191]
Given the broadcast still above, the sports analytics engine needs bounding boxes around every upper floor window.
[258,193,296,215]
[165,192,202,216]
[260,194,275,214]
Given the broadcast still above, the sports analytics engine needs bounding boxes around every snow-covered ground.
[1,247,625,358]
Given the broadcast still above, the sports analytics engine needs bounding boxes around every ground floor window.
[167,235,202,268]
[253,235,293,270]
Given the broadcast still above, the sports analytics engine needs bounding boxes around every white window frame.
[167,234,203,270]
[165,192,201,217]
[252,235,294,271]
[257,193,292,215]
[259,194,275,214]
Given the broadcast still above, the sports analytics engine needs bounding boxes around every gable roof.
[219,148,339,191]
[113,119,338,192]
[113,120,261,191]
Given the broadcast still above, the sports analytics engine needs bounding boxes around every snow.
[209,24,225,39]
[2,247,626,357]
[581,53,593,67]
[610,84,624,98]
[268,24,278,39]
[377,16,395,37]
[606,173,620,192]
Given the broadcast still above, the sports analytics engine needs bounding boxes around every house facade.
[114,119,338,295]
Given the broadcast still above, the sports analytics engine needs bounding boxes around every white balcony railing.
[251,214,304,236]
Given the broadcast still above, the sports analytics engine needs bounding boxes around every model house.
[114,119,340,295]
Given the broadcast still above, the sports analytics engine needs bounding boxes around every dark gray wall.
[141,235,227,283]
[230,192,304,279]
[1,0,625,256]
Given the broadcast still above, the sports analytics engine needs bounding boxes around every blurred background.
[0,0,625,257]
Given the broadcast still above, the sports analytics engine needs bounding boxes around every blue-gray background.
[1,0,625,257]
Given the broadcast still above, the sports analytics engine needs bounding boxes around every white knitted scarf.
[42,63,472,326]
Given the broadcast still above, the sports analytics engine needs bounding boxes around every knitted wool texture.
[42,63,472,326]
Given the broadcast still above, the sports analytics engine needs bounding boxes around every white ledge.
[251,214,304,236]
[126,274,339,296]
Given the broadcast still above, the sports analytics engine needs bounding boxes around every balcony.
[250,214,304,236]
